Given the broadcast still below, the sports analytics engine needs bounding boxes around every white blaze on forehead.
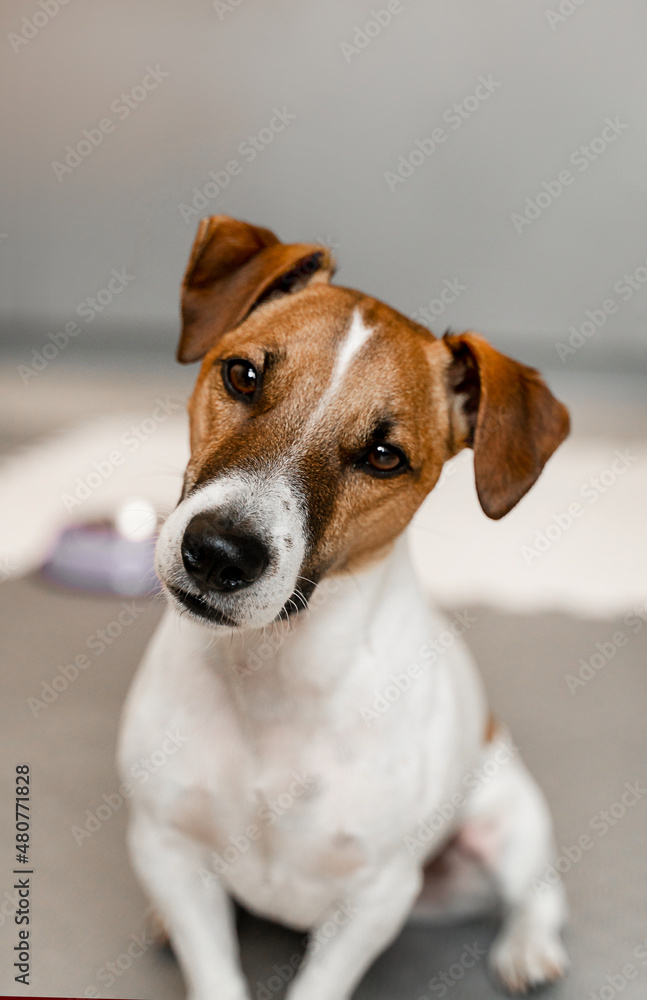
[328,308,374,396]
[303,309,374,432]
[303,309,375,434]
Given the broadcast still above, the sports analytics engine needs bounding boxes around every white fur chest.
[118,540,486,929]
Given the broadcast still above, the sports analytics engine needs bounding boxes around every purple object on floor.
[40,523,160,596]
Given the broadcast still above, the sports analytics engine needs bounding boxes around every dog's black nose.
[181,514,269,592]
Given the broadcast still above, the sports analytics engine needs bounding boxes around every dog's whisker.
[293,587,311,613]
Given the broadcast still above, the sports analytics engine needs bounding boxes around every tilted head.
[156,215,570,629]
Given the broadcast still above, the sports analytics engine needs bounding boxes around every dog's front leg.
[128,808,250,1000]
[287,859,422,1000]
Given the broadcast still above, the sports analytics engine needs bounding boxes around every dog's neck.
[181,532,431,712]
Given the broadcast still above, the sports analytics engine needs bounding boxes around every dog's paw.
[489,924,568,994]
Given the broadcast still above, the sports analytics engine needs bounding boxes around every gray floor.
[1,575,646,999]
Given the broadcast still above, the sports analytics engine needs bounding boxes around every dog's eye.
[223,359,258,401]
[360,443,408,477]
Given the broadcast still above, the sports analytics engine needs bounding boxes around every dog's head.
[156,215,569,629]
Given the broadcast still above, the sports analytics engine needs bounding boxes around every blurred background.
[1,1,646,998]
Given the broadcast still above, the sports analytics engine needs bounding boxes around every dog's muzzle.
[155,471,308,629]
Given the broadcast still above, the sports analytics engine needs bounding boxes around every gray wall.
[3,0,647,371]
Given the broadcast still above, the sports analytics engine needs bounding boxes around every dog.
[118,215,570,1000]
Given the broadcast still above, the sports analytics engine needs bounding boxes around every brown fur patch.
[443,332,570,519]
[178,215,570,586]
[185,285,454,579]
[179,215,334,363]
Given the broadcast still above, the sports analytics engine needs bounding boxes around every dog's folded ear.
[443,331,570,520]
[178,215,335,363]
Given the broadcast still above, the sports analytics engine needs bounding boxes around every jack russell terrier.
[118,215,570,999]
